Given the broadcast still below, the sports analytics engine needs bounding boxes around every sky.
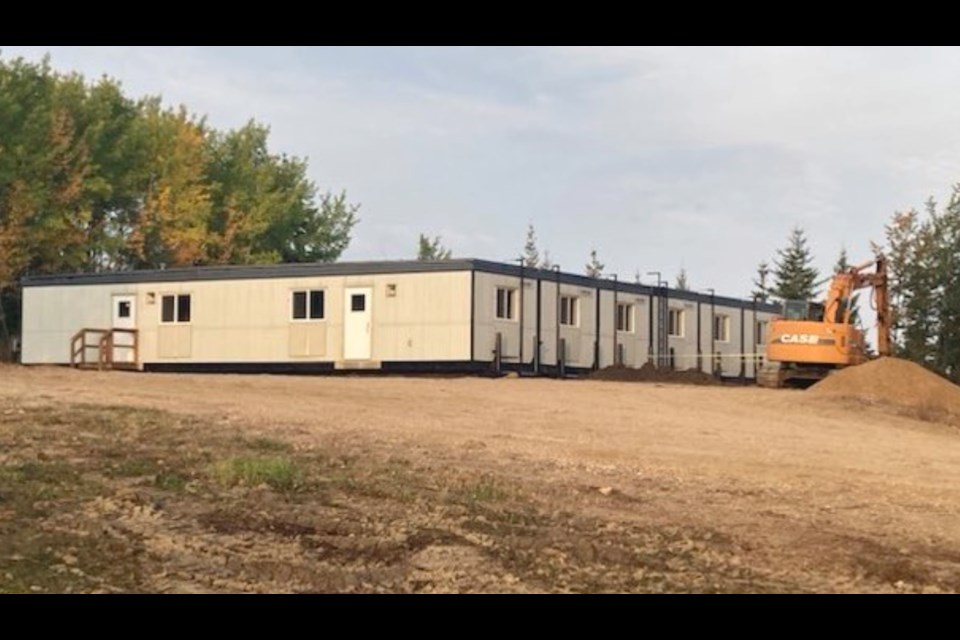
[3,46,959,302]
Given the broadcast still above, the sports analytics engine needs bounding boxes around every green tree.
[884,204,939,367]
[522,223,540,268]
[931,189,960,379]
[0,52,360,347]
[540,251,554,270]
[771,226,819,301]
[675,268,689,291]
[833,247,861,326]
[71,76,143,271]
[585,249,604,278]
[417,233,451,260]
[204,122,357,265]
[883,208,921,350]
[127,102,211,268]
[751,261,771,302]
[881,195,955,377]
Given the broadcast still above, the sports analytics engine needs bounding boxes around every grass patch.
[210,456,302,492]
[0,530,145,594]
[0,461,95,516]
[448,474,509,505]
[154,470,189,492]
[111,458,161,478]
[11,461,81,485]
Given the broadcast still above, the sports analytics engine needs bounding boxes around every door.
[343,287,372,360]
[111,294,136,363]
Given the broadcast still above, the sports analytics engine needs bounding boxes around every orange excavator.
[757,254,891,388]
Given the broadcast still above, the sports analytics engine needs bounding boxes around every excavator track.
[757,362,785,389]
[757,361,836,389]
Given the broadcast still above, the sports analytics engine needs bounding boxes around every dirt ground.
[2,364,960,593]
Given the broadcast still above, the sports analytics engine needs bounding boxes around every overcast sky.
[4,46,959,300]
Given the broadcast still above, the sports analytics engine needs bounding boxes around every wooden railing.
[69,328,139,370]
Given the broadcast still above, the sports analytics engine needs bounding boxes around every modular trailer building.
[20,259,778,378]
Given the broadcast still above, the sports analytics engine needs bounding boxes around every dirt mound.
[808,357,960,423]
[589,362,719,386]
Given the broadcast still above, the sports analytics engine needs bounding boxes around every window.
[713,314,730,342]
[560,296,579,327]
[310,290,324,319]
[292,290,325,320]
[496,287,516,320]
[617,303,634,333]
[668,308,684,337]
[756,320,768,345]
[162,295,174,323]
[178,295,191,323]
[293,292,307,319]
[118,301,131,319]
[351,294,365,312]
[161,294,191,324]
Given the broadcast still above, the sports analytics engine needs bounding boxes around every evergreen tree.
[675,268,689,291]
[585,249,604,278]
[878,185,960,381]
[932,188,960,379]
[833,246,861,326]
[522,224,540,268]
[833,246,850,272]
[771,227,819,301]
[883,209,920,351]
[751,261,771,302]
[883,200,943,371]
[540,251,554,270]
[417,234,452,260]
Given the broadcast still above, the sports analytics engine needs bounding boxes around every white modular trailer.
[472,264,778,379]
[20,259,778,377]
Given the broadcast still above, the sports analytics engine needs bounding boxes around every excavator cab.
[781,300,825,322]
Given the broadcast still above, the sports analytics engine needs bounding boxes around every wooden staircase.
[70,328,139,370]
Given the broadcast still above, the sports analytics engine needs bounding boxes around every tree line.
[415,224,691,289]
[0,55,359,349]
[881,189,960,380]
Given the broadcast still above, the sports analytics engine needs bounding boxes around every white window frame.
[560,295,579,327]
[668,308,684,338]
[160,293,192,325]
[713,313,731,343]
[291,289,326,322]
[495,287,517,321]
[617,302,634,333]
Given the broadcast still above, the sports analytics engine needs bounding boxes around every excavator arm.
[821,256,891,357]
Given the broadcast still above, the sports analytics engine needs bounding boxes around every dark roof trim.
[470,260,778,312]
[21,259,477,287]
[21,258,778,313]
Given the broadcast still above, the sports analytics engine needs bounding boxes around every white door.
[111,294,136,363]
[343,287,372,360]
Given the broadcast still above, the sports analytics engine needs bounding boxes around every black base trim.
[134,360,760,382]
[139,359,601,378]
[143,360,496,376]
[144,362,337,375]
[380,360,492,375]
